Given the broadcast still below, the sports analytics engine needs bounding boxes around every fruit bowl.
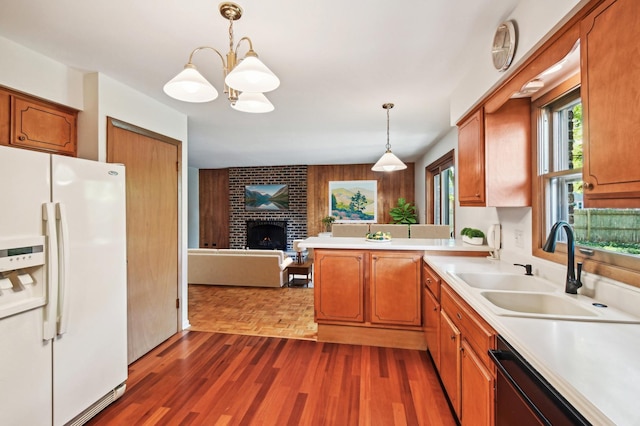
[365,231,392,242]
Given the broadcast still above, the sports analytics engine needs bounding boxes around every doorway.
[107,118,181,363]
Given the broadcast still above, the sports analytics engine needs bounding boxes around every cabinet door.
[461,340,494,426]
[370,251,422,326]
[314,250,365,323]
[484,98,531,207]
[440,310,461,418]
[423,287,440,370]
[581,0,640,206]
[11,96,77,156]
[458,108,486,206]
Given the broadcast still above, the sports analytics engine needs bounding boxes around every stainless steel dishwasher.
[489,335,591,426]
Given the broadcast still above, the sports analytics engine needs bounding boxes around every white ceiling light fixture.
[372,103,407,172]
[163,2,279,112]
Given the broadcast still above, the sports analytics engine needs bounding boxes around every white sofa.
[188,249,294,287]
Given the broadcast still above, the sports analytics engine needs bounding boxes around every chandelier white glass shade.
[231,92,274,113]
[372,103,407,172]
[163,2,279,112]
[163,64,219,102]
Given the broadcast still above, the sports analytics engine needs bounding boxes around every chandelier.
[372,103,407,172]
[163,2,279,113]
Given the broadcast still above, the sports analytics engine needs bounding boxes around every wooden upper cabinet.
[458,108,486,206]
[7,94,77,156]
[581,0,640,207]
[458,99,531,207]
[484,98,531,207]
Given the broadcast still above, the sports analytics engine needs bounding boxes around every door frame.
[106,116,184,330]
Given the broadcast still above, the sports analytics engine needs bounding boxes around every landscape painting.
[329,180,377,223]
[245,184,289,211]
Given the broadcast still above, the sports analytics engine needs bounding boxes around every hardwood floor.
[87,331,455,425]
[188,285,317,340]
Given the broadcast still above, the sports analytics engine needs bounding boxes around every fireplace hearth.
[246,220,287,250]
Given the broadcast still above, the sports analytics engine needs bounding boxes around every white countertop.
[299,237,491,252]
[424,255,640,426]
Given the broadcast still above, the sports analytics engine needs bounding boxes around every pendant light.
[372,103,407,172]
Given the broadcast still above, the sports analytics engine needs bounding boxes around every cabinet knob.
[475,193,480,198]
[584,182,594,190]
[450,334,456,340]
[18,135,26,141]
[456,312,462,320]
[433,307,437,311]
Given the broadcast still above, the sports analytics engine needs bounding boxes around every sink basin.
[452,272,557,292]
[480,291,640,323]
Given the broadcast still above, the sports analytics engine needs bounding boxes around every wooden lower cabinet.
[441,284,496,425]
[439,310,461,418]
[370,251,422,326]
[461,339,494,426]
[314,249,365,322]
[313,249,424,349]
[424,263,496,426]
[423,287,440,369]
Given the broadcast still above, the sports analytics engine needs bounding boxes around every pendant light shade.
[231,92,274,113]
[372,150,407,172]
[225,55,280,93]
[163,64,219,103]
[372,103,407,172]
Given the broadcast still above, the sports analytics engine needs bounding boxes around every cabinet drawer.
[441,284,495,369]
[423,263,441,301]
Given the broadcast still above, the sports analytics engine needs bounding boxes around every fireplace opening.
[246,220,287,250]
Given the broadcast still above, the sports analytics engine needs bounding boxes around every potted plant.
[461,227,485,245]
[321,215,336,233]
[389,198,417,224]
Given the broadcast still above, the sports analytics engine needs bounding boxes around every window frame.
[426,149,455,228]
[531,74,640,285]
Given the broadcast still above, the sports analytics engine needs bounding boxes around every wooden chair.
[331,223,370,237]
[368,224,409,238]
[409,224,451,239]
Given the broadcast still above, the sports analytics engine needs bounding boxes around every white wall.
[0,38,191,330]
[188,167,200,248]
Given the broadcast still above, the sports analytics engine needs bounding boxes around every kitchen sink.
[479,291,640,323]
[452,272,558,292]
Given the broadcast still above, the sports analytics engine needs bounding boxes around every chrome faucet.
[542,221,583,294]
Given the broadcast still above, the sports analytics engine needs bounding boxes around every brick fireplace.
[246,220,287,250]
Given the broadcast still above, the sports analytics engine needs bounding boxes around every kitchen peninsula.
[299,237,490,349]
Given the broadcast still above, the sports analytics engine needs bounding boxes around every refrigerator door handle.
[42,203,59,341]
[56,202,71,336]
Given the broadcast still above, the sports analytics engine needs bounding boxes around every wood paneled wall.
[307,163,415,236]
[199,169,229,248]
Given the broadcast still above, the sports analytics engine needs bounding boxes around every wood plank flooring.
[87,331,456,426]
[188,285,317,340]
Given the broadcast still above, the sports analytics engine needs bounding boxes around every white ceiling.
[0,0,522,169]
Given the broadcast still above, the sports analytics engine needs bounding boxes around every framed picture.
[245,184,289,211]
[329,180,377,223]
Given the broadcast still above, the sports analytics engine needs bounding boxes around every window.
[535,86,640,278]
[426,150,455,236]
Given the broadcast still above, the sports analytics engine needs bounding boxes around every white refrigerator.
[0,145,128,425]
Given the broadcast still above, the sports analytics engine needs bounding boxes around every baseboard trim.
[317,324,426,350]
